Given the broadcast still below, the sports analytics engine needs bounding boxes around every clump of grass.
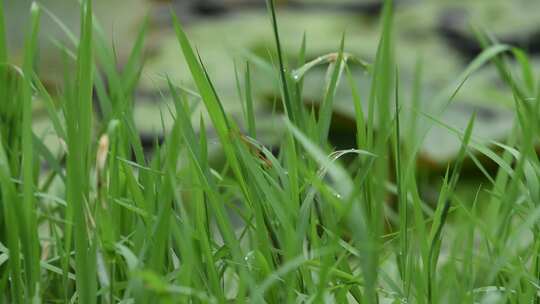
[1,0,540,303]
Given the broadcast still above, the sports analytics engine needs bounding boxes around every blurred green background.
[5,0,540,167]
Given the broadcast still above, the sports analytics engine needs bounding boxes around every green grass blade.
[65,0,97,302]
[122,15,148,93]
[0,142,23,303]
[244,62,256,138]
[512,48,536,94]
[345,65,366,149]
[20,3,41,299]
[266,0,295,123]
[170,12,243,174]
[317,34,345,144]
[427,113,476,303]
[393,68,408,285]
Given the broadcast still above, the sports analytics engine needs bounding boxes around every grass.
[1,0,540,302]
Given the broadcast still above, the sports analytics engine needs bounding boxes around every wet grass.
[1,0,540,303]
